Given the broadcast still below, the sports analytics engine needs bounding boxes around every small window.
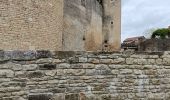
[81,0,86,7]
[97,0,103,5]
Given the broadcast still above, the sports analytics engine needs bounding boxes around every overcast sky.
[121,0,170,42]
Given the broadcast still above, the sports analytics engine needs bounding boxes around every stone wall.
[0,0,63,50]
[139,39,170,52]
[1,50,170,100]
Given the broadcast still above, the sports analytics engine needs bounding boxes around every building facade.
[0,0,121,51]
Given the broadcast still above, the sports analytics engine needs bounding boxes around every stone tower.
[0,0,121,51]
[102,0,121,51]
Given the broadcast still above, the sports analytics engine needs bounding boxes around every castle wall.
[0,0,121,51]
[0,0,63,50]
[0,50,170,100]
[63,0,103,51]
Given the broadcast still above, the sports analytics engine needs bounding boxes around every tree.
[151,28,170,39]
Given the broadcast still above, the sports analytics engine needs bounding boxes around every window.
[81,0,86,7]
[97,0,103,5]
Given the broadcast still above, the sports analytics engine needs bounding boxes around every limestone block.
[15,71,26,78]
[112,58,125,64]
[11,64,22,71]
[137,59,148,65]
[36,58,53,64]
[131,54,148,58]
[156,59,163,65]
[88,58,100,64]
[28,93,53,100]
[79,57,88,63]
[7,87,22,92]
[111,70,119,75]
[64,69,85,76]
[65,94,79,100]
[48,80,59,84]
[39,64,56,70]
[148,59,156,65]
[82,64,95,69]
[126,58,135,65]
[120,69,133,74]
[23,64,37,71]
[58,63,70,69]
[0,69,14,77]
[163,58,170,65]
[100,59,113,64]
[45,70,57,76]
[27,71,44,78]
[52,93,65,100]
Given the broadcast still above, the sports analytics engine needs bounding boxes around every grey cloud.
[122,0,170,42]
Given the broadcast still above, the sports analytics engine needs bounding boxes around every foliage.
[151,28,170,39]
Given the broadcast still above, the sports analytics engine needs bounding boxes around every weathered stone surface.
[65,94,79,100]
[52,93,65,100]
[163,58,170,65]
[39,64,56,70]
[28,93,53,100]
[45,70,57,76]
[0,70,14,78]
[27,71,44,78]
[0,51,170,100]
[23,64,38,71]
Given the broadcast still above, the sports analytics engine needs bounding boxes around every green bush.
[151,28,170,39]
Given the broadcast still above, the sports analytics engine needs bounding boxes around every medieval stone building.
[0,0,121,51]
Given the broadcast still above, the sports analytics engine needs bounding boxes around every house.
[122,36,146,50]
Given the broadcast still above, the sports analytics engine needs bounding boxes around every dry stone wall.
[0,51,170,100]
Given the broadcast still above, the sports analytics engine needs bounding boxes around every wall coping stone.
[0,50,166,62]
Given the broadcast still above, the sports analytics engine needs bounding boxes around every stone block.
[45,70,57,76]
[163,58,170,65]
[39,64,56,70]
[0,70,14,77]
[112,58,125,64]
[65,69,85,76]
[52,93,65,100]
[79,57,88,63]
[23,64,38,71]
[65,94,79,100]
[11,51,36,61]
[27,71,44,78]
[36,51,52,59]
[36,58,53,64]
[126,58,135,65]
[11,64,22,71]
[120,69,133,74]
[58,63,70,69]
[28,93,53,100]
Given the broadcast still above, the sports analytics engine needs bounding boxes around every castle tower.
[102,0,121,51]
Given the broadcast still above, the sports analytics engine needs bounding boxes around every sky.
[121,0,170,42]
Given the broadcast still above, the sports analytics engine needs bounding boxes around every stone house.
[0,0,121,51]
[122,36,146,51]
